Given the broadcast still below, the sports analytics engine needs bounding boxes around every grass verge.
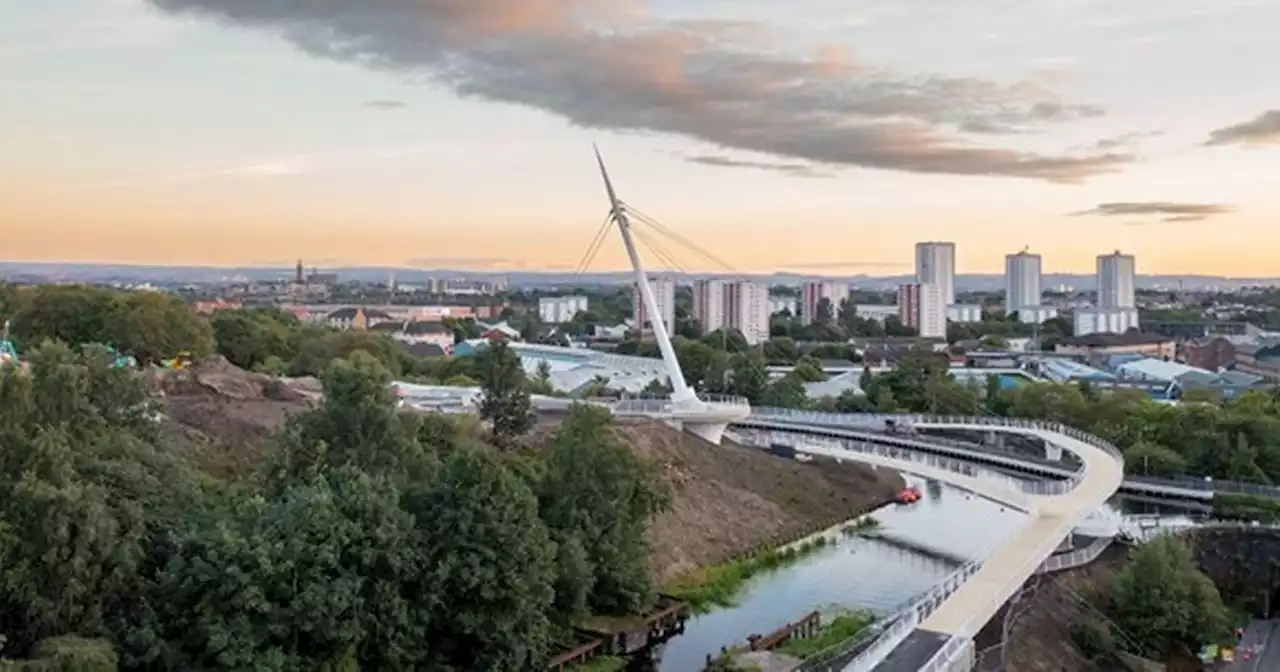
[777,609,878,660]
[665,536,834,612]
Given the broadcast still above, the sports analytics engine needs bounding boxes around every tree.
[1110,535,1229,660]
[475,341,534,445]
[791,356,828,383]
[108,291,215,364]
[272,352,431,489]
[537,406,668,616]
[761,375,808,409]
[404,449,557,670]
[702,328,748,353]
[814,298,834,327]
[726,352,769,404]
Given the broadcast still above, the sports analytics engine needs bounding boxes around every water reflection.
[655,475,1030,670]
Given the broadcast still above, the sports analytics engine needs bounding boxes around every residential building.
[538,295,589,324]
[800,281,850,325]
[325,307,394,331]
[946,304,984,323]
[693,279,729,333]
[633,277,677,337]
[1016,306,1059,324]
[1096,250,1136,309]
[1182,337,1236,371]
[1004,250,1042,315]
[1054,332,1176,360]
[733,281,772,345]
[855,304,899,323]
[1074,307,1140,336]
[897,283,946,339]
[694,279,772,344]
[370,320,455,350]
[916,242,956,305]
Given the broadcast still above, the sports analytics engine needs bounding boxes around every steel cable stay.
[623,202,739,274]
[632,225,690,276]
[572,212,615,278]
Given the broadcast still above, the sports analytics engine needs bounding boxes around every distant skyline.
[3,0,1278,274]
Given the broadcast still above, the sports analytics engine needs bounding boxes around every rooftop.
[1057,332,1173,348]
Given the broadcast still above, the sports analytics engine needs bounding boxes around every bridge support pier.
[664,419,731,445]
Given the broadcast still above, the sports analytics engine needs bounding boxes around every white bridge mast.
[593,146,696,406]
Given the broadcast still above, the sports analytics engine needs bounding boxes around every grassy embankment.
[666,516,881,613]
[776,609,878,659]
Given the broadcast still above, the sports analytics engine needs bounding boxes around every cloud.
[364,100,407,110]
[686,154,831,178]
[144,0,1128,183]
[1205,110,1280,147]
[1086,130,1165,151]
[1069,202,1235,223]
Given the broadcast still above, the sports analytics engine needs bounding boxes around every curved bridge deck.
[740,413,1125,671]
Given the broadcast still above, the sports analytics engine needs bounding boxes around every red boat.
[894,486,922,504]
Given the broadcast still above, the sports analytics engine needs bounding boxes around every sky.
[2,0,1279,276]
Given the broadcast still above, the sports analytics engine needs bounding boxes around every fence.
[799,562,984,671]
[741,423,1079,501]
[744,408,1128,672]
[1035,535,1115,574]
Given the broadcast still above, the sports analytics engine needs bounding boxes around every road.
[1223,620,1280,670]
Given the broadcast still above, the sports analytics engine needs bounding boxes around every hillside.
[151,358,903,580]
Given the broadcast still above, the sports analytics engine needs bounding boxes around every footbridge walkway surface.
[735,410,1126,672]
[744,408,1280,502]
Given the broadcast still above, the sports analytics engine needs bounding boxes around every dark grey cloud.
[1070,202,1235,223]
[146,0,1128,182]
[1205,110,1280,147]
[686,154,831,178]
[364,100,407,110]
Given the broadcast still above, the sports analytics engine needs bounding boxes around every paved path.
[913,425,1124,637]
[1224,620,1280,670]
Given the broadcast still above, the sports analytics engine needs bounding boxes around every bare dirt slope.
[148,357,317,479]
[613,419,905,583]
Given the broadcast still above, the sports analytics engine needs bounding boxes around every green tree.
[726,352,769,404]
[475,341,534,445]
[273,352,432,488]
[1110,535,1229,660]
[537,406,669,616]
[405,449,557,671]
[761,375,809,409]
[791,356,828,383]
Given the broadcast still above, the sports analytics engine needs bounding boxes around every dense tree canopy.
[0,334,668,669]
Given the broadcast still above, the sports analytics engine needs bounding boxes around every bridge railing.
[1035,536,1114,574]
[611,393,750,415]
[750,408,1126,466]
[742,421,1082,499]
[801,561,984,671]
[741,427,1055,504]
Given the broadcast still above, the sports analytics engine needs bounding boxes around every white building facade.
[633,277,677,337]
[898,283,947,339]
[800,281,850,325]
[694,279,772,344]
[768,296,798,317]
[1097,251,1137,309]
[538,295,589,324]
[916,242,957,306]
[946,304,984,323]
[1074,307,1140,336]
[1005,251,1042,315]
[1016,306,1059,324]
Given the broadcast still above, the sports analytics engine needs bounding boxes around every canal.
[655,471,1030,670]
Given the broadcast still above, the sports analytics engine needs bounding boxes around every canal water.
[654,472,1030,671]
